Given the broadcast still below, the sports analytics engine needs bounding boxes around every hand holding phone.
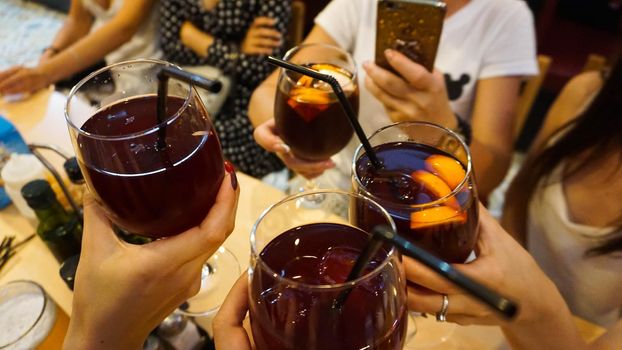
[375,0,446,73]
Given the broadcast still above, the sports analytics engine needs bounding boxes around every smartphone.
[375,0,446,73]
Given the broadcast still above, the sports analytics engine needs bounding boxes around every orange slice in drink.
[310,63,340,72]
[288,87,332,122]
[290,87,332,104]
[424,154,466,190]
[411,170,460,209]
[411,170,453,198]
[296,75,315,87]
[410,205,466,229]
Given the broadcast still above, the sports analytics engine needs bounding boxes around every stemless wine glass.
[352,121,479,348]
[274,43,359,194]
[65,58,237,318]
[249,190,407,350]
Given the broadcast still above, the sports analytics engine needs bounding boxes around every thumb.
[213,273,252,350]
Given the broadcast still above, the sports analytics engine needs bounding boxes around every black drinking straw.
[156,66,223,150]
[333,233,385,310]
[370,225,518,319]
[266,56,382,170]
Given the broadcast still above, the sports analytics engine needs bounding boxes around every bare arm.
[248,25,338,127]
[528,71,602,154]
[180,21,215,57]
[40,0,156,83]
[469,76,521,201]
[41,0,94,62]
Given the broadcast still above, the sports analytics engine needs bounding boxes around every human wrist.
[440,108,458,130]
[64,312,146,350]
[450,113,472,145]
[36,62,58,86]
[43,46,61,55]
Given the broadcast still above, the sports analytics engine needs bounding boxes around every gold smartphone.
[376,0,446,73]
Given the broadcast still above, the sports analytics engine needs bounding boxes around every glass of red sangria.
[249,190,408,350]
[65,59,224,239]
[65,58,237,316]
[352,121,478,347]
[274,43,359,194]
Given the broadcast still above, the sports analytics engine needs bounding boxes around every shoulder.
[478,0,532,16]
[316,0,367,19]
[563,71,603,96]
[558,71,603,107]
[475,0,533,27]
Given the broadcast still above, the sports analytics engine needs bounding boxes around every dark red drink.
[77,95,224,238]
[355,142,478,263]
[275,63,359,161]
[250,223,407,350]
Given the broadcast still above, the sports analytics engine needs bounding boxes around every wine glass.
[175,246,240,318]
[65,58,225,238]
[65,58,238,321]
[274,43,359,197]
[249,189,408,350]
[352,121,479,348]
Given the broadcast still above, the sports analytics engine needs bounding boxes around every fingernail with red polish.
[224,161,238,190]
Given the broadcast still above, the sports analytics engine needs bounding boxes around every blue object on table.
[0,115,30,208]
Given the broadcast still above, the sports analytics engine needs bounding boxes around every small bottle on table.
[21,179,82,262]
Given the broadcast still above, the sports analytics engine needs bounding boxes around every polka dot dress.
[160,0,291,178]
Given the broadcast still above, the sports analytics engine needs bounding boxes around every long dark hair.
[510,58,622,257]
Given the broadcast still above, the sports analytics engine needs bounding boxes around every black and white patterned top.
[160,0,290,178]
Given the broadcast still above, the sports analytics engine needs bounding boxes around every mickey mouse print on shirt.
[444,73,471,101]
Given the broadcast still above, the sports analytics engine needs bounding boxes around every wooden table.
[0,89,605,349]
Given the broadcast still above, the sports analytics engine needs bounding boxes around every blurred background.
[8,0,620,151]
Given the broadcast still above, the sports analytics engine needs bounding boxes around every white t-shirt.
[82,0,162,65]
[314,0,538,186]
[528,166,622,327]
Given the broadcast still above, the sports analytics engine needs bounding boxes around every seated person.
[503,57,622,327]
[159,0,290,178]
[0,0,161,96]
[250,0,537,199]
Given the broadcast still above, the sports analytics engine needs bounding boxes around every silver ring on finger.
[435,294,449,322]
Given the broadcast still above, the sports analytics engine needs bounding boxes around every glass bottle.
[21,179,82,262]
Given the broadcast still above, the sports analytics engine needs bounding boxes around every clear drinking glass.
[274,43,359,195]
[249,190,408,350]
[65,58,225,239]
[0,281,58,349]
[175,246,241,318]
[65,59,237,320]
[352,121,479,348]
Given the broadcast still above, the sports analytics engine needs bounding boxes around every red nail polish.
[224,161,238,190]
